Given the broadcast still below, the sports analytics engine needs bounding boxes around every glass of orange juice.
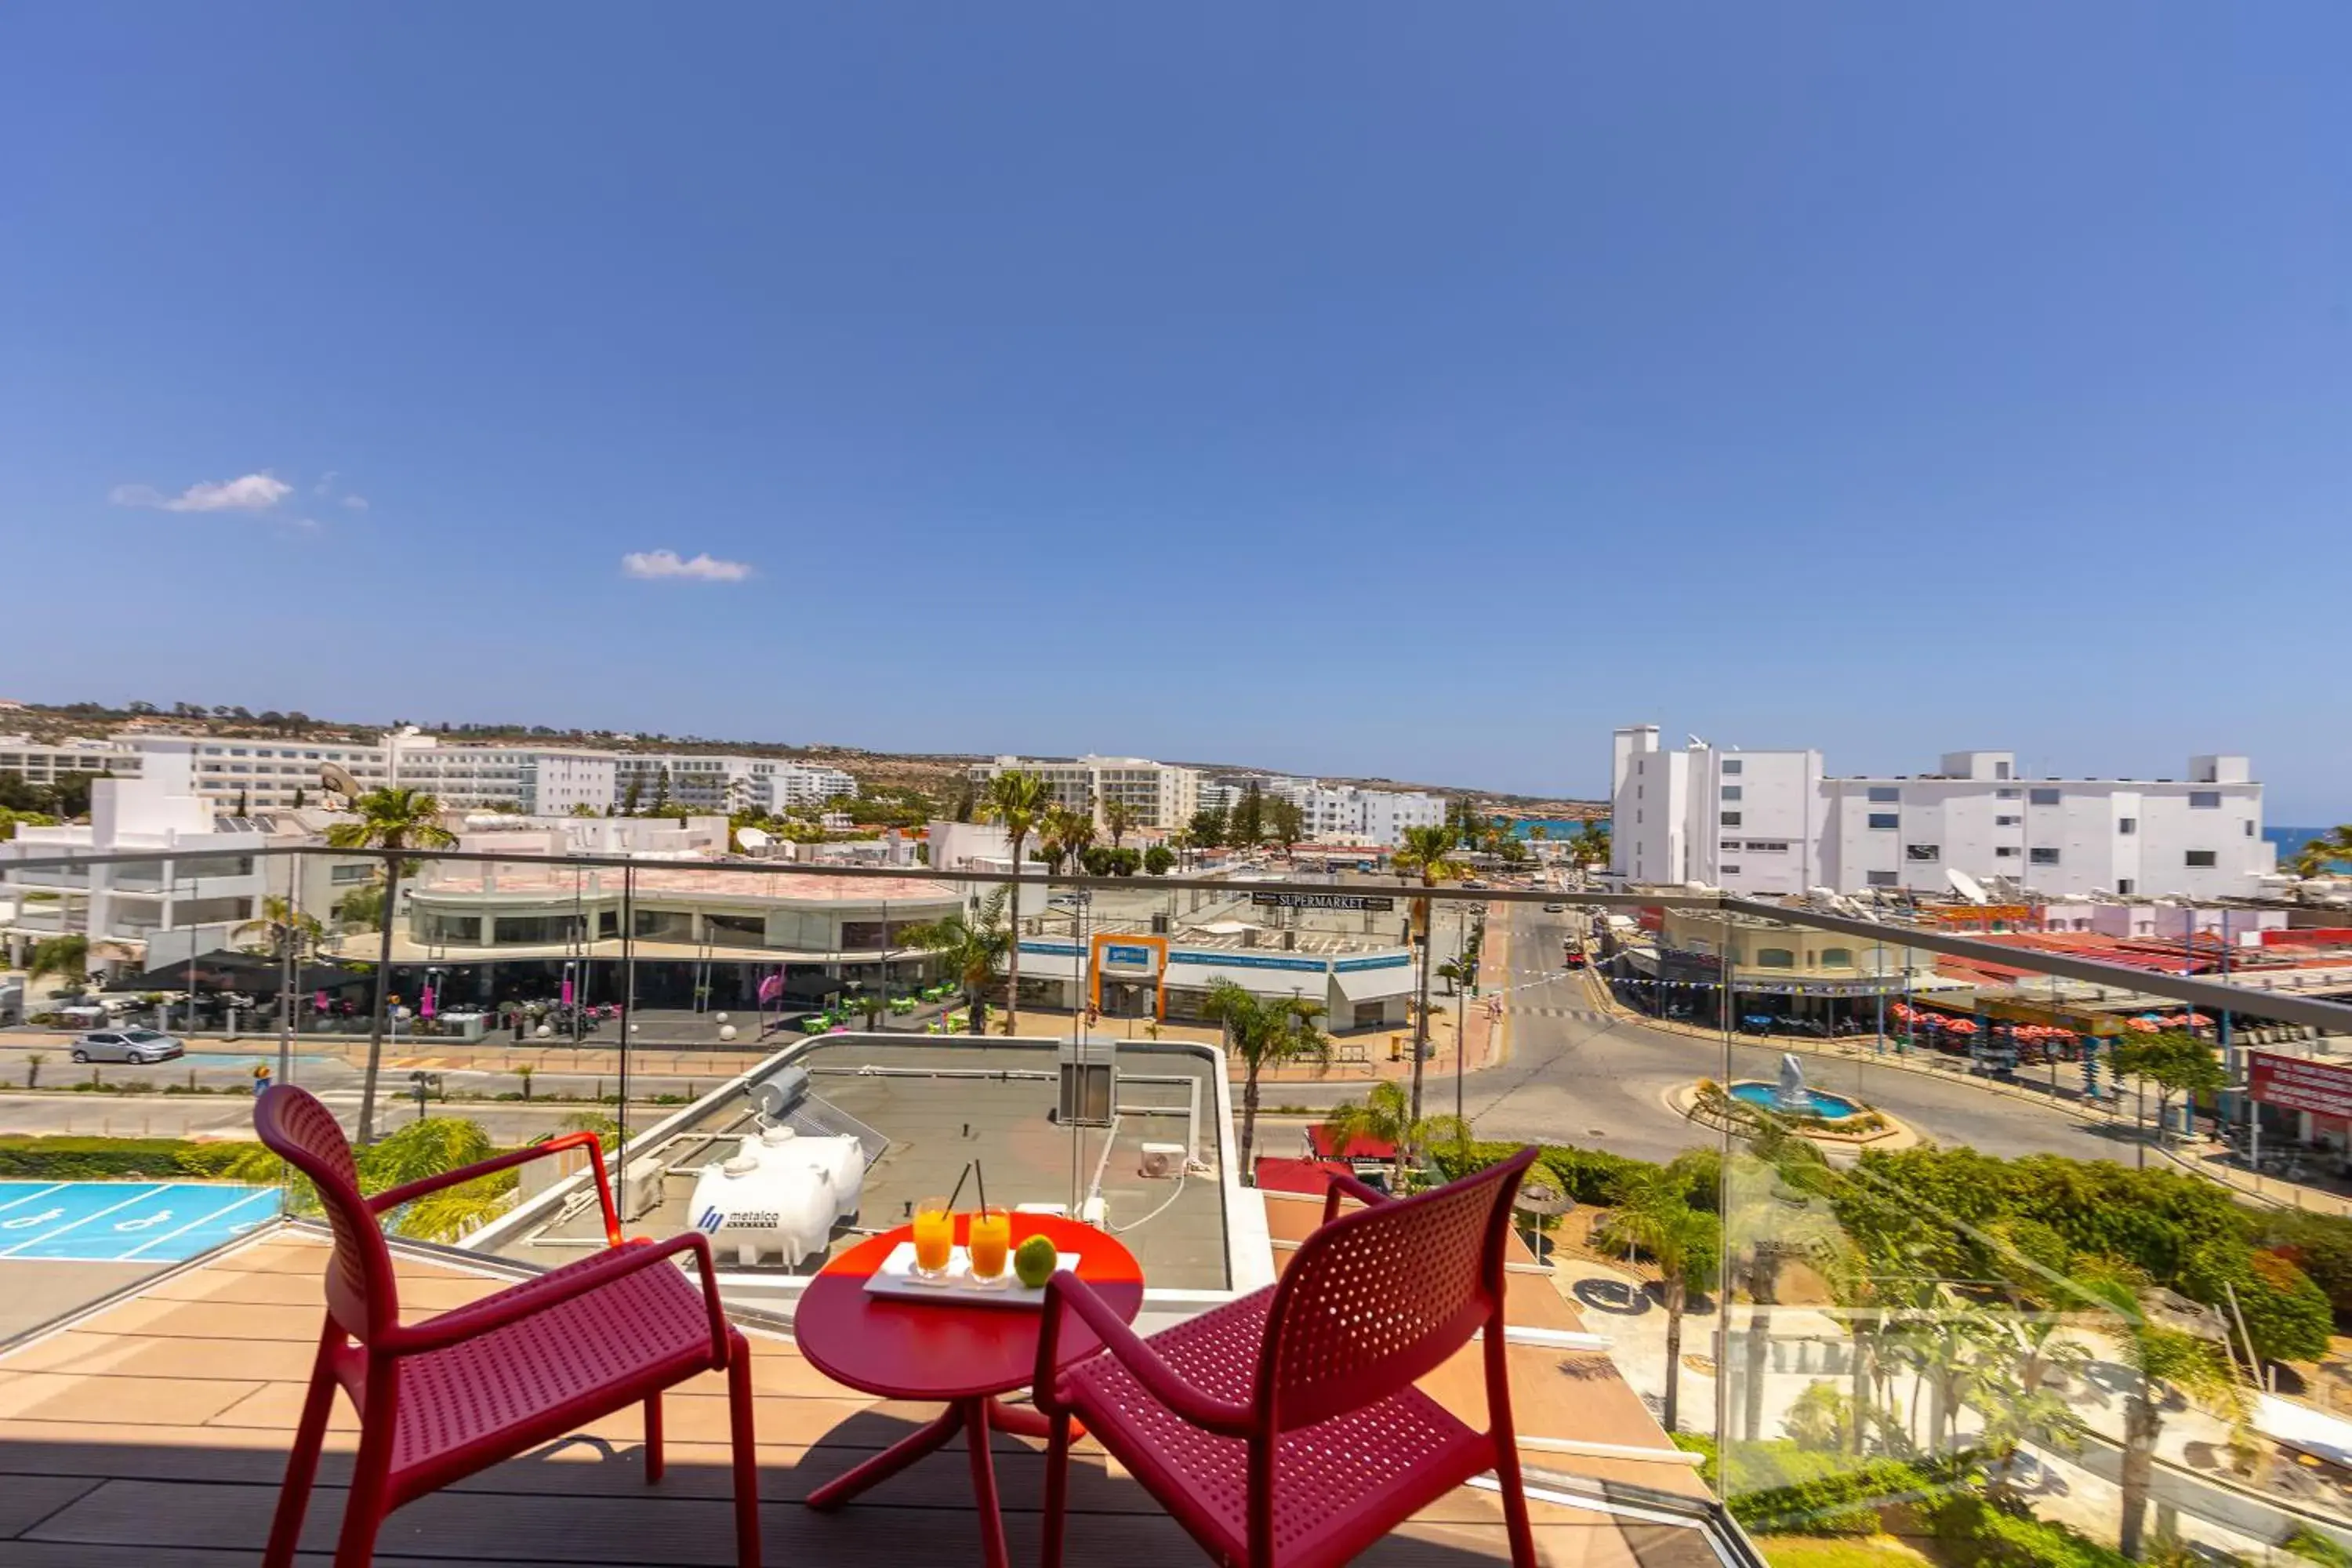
[911,1196,954,1279]
[967,1207,1011,1287]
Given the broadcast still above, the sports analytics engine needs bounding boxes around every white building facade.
[95,733,853,818]
[0,735,143,789]
[1610,725,2272,901]
[969,756,1202,831]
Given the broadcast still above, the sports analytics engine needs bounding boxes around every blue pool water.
[0,1181,278,1263]
[1729,1083,1862,1120]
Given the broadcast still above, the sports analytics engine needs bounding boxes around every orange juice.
[912,1197,953,1276]
[968,1208,1011,1281]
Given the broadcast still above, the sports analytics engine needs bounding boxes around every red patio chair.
[253,1085,760,1568]
[1034,1145,1541,1568]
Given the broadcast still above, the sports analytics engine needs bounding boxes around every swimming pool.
[0,1181,280,1263]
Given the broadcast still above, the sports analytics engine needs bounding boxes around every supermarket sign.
[2249,1051,2352,1120]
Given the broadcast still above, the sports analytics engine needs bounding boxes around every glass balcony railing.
[6,839,2352,1563]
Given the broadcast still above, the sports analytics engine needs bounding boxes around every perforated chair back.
[1259,1145,1537,1431]
[254,1083,398,1344]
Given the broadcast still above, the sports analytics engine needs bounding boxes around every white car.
[71,1027,187,1065]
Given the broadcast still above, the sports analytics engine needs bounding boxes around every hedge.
[1430,1138,1665,1209]
[0,1134,251,1180]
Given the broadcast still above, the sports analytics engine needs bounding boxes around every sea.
[1511,818,1593,840]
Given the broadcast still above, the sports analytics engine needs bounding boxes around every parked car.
[71,1027,186,1065]
[1542,902,1566,913]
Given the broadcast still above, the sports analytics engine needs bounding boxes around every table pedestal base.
[808,1396,1065,1568]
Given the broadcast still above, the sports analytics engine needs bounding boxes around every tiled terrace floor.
[0,1214,1725,1567]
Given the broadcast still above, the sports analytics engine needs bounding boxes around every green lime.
[1014,1234,1058,1289]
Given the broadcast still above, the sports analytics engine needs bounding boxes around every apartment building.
[1610,724,2272,900]
[81,733,853,818]
[968,756,1201,831]
[0,735,143,788]
[1198,773,1445,846]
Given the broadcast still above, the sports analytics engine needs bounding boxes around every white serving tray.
[861,1240,1079,1309]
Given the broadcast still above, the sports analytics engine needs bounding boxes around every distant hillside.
[1,698,1593,812]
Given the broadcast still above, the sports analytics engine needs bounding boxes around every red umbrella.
[1946,1018,1979,1036]
[2128,1016,2161,1033]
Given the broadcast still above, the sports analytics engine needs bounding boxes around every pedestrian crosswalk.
[1499,1004,1612,1023]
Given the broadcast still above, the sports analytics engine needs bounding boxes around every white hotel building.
[1610,724,2273,901]
[0,732,855,818]
[969,756,1202,832]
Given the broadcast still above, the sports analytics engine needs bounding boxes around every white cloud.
[622,549,753,583]
[111,473,294,514]
[341,494,368,510]
[314,471,338,496]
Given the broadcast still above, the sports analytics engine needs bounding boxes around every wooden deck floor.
[0,1225,1723,1568]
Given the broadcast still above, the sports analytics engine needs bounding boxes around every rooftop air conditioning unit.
[1138,1142,1185,1180]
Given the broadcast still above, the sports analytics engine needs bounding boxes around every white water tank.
[687,1127,866,1268]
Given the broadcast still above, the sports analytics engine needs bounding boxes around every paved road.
[1278,906,2128,1166]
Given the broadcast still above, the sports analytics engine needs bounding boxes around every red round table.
[794,1213,1142,1568]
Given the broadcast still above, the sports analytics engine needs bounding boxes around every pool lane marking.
[119,1186,281,1260]
[0,1184,69,1214]
[0,1184,169,1258]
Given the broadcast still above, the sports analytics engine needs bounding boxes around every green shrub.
[2283,1528,2352,1568]
[1430,1137,1668,1208]
[1928,1494,2131,1568]
[0,1134,252,1179]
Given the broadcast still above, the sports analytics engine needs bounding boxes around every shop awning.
[1166,960,1323,998]
[1332,965,1412,1003]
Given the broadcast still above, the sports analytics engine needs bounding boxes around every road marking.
[0,1183,68,1214]
[119,1186,281,1260]
[0,1184,169,1258]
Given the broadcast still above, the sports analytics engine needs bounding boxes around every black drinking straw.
[945,1160,972,1214]
[975,1161,989,1217]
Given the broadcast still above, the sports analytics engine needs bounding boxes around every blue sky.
[4,6,2346,817]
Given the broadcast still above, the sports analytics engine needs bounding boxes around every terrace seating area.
[0,1206,1725,1567]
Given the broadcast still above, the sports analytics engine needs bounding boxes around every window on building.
[2117,818,2136,835]
[328,863,375,884]
[2030,847,2060,865]
[492,914,583,946]
[1867,870,1900,887]
[1755,948,1795,969]
[1721,785,1742,801]
[1748,841,1789,852]
[1995,788,2020,800]
[1866,786,1900,804]
[1905,844,1940,861]
[1994,846,2018,858]
[1995,815,2020,826]
[1721,841,1741,852]
[2185,850,2217,868]
[1720,812,1741,827]
[1867,812,1898,830]
[1722,760,1742,775]
[1819,948,1853,967]
[2189,791,2220,809]
[1995,761,2012,779]
[1720,864,1741,875]
[2029,788,2060,806]
[2245,820,2256,837]
[2118,879,2136,895]
[704,913,768,946]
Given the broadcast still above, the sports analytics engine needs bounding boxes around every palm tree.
[1392,823,1462,1122]
[2078,1262,2244,1559]
[234,895,325,964]
[2285,828,2352,879]
[26,933,90,991]
[1319,1080,1471,1191]
[1102,797,1135,851]
[906,889,1011,1036]
[1202,978,1329,1181]
[1598,1155,1722,1434]
[978,771,1051,1033]
[1037,804,1094,875]
[1434,954,1471,996]
[1570,821,1611,874]
[326,787,456,1144]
